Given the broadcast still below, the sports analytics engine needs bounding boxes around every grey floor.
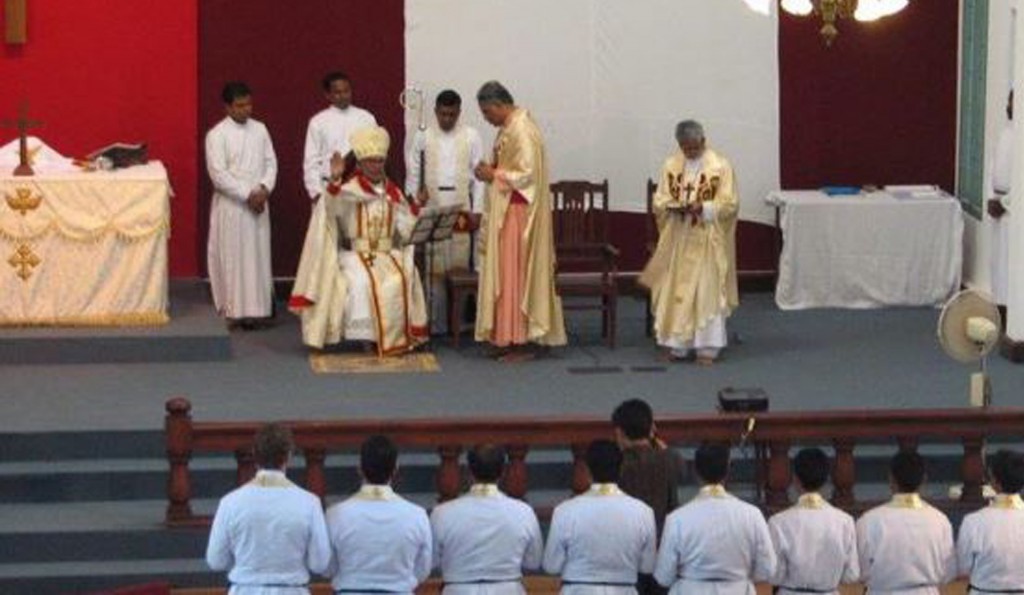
[2,286,1022,433]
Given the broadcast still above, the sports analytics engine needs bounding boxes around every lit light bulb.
[781,0,814,16]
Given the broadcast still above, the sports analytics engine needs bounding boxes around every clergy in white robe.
[957,450,1024,595]
[654,444,776,595]
[406,89,486,332]
[855,451,956,595]
[640,120,738,365]
[206,424,331,595]
[987,90,1014,307]
[290,126,428,354]
[303,72,377,201]
[430,445,543,595]
[544,440,657,595]
[205,82,278,324]
[325,436,432,595]
[768,449,859,595]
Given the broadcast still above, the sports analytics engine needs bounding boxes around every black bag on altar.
[87,143,148,169]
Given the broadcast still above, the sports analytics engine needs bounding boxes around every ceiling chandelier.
[743,0,909,46]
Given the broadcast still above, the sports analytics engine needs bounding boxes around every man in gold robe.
[290,126,428,356]
[473,81,565,362]
[642,120,737,365]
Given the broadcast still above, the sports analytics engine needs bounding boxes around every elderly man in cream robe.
[641,120,738,365]
[290,126,427,356]
[205,82,277,329]
[406,89,485,333]
[473,81,565,362]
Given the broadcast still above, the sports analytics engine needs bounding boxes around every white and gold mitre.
[350,126,390,160]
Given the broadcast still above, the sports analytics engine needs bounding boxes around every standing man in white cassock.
[303,71,377,202]
[205,81,278,329]
[430,444,544,595]
[988,90,1014,322]
[544,440,657,595]
[406,89,485,332]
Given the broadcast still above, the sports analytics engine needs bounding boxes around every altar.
[0,162,171,325]
[767,189,964,310]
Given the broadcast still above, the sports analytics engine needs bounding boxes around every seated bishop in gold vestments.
[289,126,428,355]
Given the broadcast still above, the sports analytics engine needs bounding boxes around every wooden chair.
[645,178,658,336]
[447,180,620,348]
[550,179,619,348]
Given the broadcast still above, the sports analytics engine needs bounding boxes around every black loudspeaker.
[717,387,769,412]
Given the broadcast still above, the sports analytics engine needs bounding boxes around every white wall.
[405,0,780,223]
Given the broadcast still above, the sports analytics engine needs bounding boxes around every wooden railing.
[165,397,1024,526]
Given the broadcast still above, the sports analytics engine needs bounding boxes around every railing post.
[235,447,256,485]
[165,397,194,524]
[570,442,590,494]
[960,435,985,506]
[304,447,327,502]
[831,439,856,509]
[437,445,462,502]
[502,444,529,500]
[767,440,791,509]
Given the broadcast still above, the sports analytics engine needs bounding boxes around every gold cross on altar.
[8,243,40,281]
[1,101,43,177]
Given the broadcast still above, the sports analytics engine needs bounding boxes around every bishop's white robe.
[406,125,485,331]
[205,117,277,320]
[290,173,427,355]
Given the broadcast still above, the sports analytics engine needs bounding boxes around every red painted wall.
[779,2,959,190]
[198,0,406,277]
[0,0,199,276]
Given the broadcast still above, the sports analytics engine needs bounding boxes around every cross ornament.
[8,243,40,281]
[1,101,44,177]
[682,181,696,204]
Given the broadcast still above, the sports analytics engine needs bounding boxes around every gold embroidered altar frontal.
[0,163,171,326]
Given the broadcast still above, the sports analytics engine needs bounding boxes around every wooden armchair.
[551,179,620,348]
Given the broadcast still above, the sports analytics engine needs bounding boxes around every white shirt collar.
[355,483,397,500]
[587,483,623,496]
[469,483,502,497]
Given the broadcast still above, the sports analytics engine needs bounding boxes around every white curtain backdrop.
[405,0,780,223]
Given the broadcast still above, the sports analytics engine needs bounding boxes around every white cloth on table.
[302,105,377,199]
[205,469,332,595]
[205,116,277,319]
[430,484,543,595]
[325,484,432,595]
[768,493,859,595]
[0,163,170,325]
[855,495,956,595]
[956,495,1024,594]
[543,483,657,595]
[768,190,963,310]
[0,135,77,173]
[653,485,776,595]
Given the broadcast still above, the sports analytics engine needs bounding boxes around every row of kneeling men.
[207,427,1024,595]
